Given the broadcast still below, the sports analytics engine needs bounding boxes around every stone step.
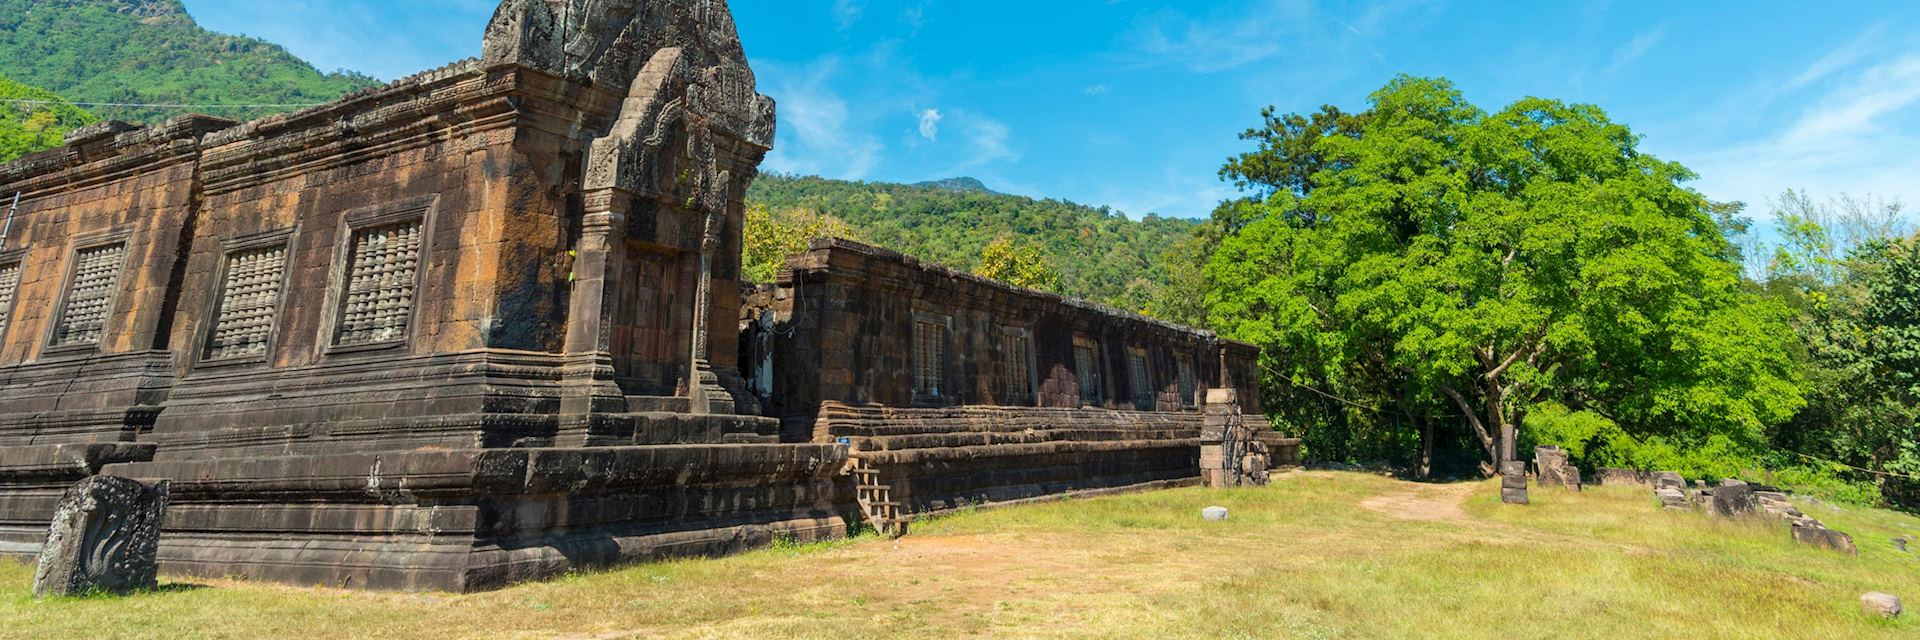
[624,396,692,413]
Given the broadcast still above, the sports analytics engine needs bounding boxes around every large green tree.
[1207,76,1803,473]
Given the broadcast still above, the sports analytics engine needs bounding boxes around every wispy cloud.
[760,57,882,179]
[1118,0,1435,74]
[1607,23,1667,74]
[832,0,864,31]
[1787,22,1889,89]
[937,110,1018,176]
[1781,55,1920,144]
[1084,84,1110,96]
[1683,50,1920,221]
[916,108,943,142]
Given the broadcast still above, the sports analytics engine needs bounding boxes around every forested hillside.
[0,74,95,162]
[0,0,379,124]
[746,173,1198,311]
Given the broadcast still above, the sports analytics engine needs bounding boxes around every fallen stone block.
[1653,471,1685,491]
[32,476,170,598]
[1709,479,1757,517]
[1861,592,1902,618]
[1202,506,1229,521]
[1596,467,1652,486]
[1793,523,1858,555]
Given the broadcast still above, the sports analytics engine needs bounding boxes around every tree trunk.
[1417,416,1435,479]
[1439,384,1497,476]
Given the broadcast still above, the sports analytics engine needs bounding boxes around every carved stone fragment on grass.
[32,476,170,598]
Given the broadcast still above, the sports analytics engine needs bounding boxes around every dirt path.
[1357,482,1475,521]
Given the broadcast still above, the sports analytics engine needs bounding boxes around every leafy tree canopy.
[976,236,1061,292]
[1207,75,1804,471]
[0,73,96,163]
[747,174,1197,312]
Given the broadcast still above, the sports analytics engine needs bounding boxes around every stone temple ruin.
[0,0,1292,591]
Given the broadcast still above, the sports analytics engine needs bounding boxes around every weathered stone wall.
[0,116,235,447]
[0,0,839,592]
[760,238,1260,440]
[817,402,1202,515]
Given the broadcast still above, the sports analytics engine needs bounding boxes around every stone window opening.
[1128,347,1153,411]
[51,242,127,347]
[334,220,423,347]
[1073,335,1103,407]
[205,243,290,361]
[0,260,19,341]
[1000,327,1034,406]
[912,311,952,405]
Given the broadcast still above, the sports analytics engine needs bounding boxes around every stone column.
[557,188,630,418]
[1201,388,1269,488]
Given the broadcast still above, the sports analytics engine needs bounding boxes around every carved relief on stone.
[481,0,754,99]
[32,476,170,598]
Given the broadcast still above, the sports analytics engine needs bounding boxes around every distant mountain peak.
[98,0,189,21]
[911,177,999,195]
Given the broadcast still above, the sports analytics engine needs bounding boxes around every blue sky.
[182,1,1920,224]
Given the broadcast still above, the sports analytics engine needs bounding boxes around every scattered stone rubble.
[1643,472,1857,554]
[1500,461,1529,504]
[1533,446,1581,491]
[1201,389,1271,488]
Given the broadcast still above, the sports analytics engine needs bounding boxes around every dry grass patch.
[2,472,1915,639]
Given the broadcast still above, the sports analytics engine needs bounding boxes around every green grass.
[3,472,1915,639]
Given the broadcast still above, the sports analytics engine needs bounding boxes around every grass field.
[3,472,1916,639]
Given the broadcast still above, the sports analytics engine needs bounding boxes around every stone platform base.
[816,403,1203,515]
[0,443,157,557]
[103,444,849,592]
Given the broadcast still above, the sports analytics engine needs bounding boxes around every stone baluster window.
[1176,354,1197,409]
[205,245,288,360]
[52,243,126,347]
[335,221,422,346]
[0,262,18,339]
[912,311,951,404]
[1001,328,1033,406]
[1073,335,1103,406]
[1128,347,1153,410]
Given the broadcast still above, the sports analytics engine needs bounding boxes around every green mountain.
[746,174,1199,312]
[909,176,1000,195]
[0,74,96,162]
[0,0,380,124]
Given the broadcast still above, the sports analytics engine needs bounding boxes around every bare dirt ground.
[1357,481,1474,521]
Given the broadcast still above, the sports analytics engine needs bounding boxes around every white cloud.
[1118,0,1433,74]
[1787,22,1888,90]
[832,0,864,31]
[1781,55,1920,144]
[936,111,1018,176]
[1085,84,1111,96]
[1679,52,1920,225]
[916,108,943,142]
[1606,23,1667,74]
[759,58,882,180]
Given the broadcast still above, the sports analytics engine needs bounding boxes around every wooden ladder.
[850,457,907,538]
